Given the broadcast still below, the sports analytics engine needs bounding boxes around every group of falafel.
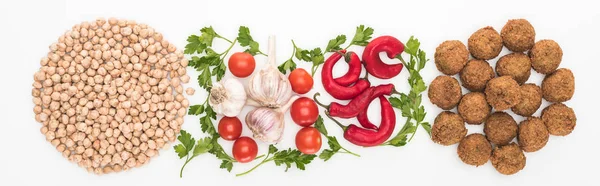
[428,19,577,175]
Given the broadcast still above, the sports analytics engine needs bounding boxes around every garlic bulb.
[247,35,293,108]
[245,96,299,143]
[208,78,247,117]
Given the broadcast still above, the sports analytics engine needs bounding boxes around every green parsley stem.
[179,155,193,178]
[219,39,238,57]
[340,147,361,157]
[236,155,274,177]
[217,35,234,44]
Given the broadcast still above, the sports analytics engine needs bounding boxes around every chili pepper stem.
[324,111,347,131]
[313,93,330,110]
[340,147,361,157]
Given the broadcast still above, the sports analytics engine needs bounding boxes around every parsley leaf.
[344,25,374,49]
[325,35,346,53]
[237,26,265,56]
[184,35,205,54]
[175,131,214,177]
[314,115,360,161]
[174,130,195,159]
[236,145,317,176]
[278,58,296,74]
[313,116,328,136]
[188,105,204,115]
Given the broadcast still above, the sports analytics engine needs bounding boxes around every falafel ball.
[485,76,521,111]
[460,59,495,92]
[518,117,549,152]
[542,103,577,136]
[435,40,469,75]
[542,68,575,102]
[501,19,536,52]
[458,92,491,125]
[491,143,526,175]
[457,133,492,166]
[529,39,563,74]
[484,112,518,145]
[428,75,462,110]
[512,84,542,117]
[496,53,532,85]
[431,111,467,146]
[468,26,503,60]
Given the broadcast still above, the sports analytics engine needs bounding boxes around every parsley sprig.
[314,116,360,161]
[237,26,267,56]
[383,36,430,147]
[278,25,374,76]
[235,145,316,176]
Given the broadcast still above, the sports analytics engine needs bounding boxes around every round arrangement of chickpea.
[32,18,191,175]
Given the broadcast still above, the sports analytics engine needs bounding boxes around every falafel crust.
[428,75,462,110]
[460,59,495,92]
[542,68,575,102]
[518,117,549,152]
[542,103,577,136]
[458,92,491,125]
[457,133,492,166]
[529,39,563,74]
[435,40,469,75]
[431,111,467,146]
[512,84,542,117]
[501,19,536,52]
[485,76,521,111]
[496,53,532,85]
[491,143,526,175]
[484,112,517,145]
[468,26,503,60]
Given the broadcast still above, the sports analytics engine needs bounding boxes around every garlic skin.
[247,36,293,108]
[208,78,247,117]
[245,107,285,143]
[245,95,299,143]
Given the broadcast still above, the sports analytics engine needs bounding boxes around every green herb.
[237,26,266,56]
[174,130,213,178]
[383,36,430,147]
[344,25,374,50]
[235,145,317,176]
[186,27,237,91]
[314,116,360,161]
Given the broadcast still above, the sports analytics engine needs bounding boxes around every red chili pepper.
[362,36,405,79]
[314,84,398,119]
[326,96,396,147]
[322,50,370,100]
[333,51,362,86]
[357,106,378,130]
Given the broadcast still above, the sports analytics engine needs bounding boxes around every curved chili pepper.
[326,96,396,147]
[314,84,398,119]
[322,50,370,100]
[357,106,378,130]
[362,35,405,79]
[333,51,362,86]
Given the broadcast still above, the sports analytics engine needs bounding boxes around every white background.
[1,0,599,185]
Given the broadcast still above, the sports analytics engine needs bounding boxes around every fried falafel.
[518,117,549,152]
[460,59,495,92]
[484,112,517,145]
[435,40,469,75]
[468,26,503,60]
[512,84,542,117]
[529,39,563,74]
[542,103,577,136]
[431,111,467,146]
[491,143,526,175]
[485,76,521,111]
[458,92,491,124]
[542,68,575,102]
[501,19,536,52]
[496,53,532,85]
[457,133,492,166]
[429,75,462,110]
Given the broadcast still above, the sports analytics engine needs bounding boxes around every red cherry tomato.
[232,137,258,163]
[291,97,319,127]
[288,68,314,94]
[295,127,322,154]
[228,52,256,78]
[218,116,243,141]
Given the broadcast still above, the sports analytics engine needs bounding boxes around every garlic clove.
[245,107,285,143]
[208,78,247,117]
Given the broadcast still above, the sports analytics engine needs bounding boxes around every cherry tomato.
[228,52,256,78]
[288,68,313,94]
[295,127,322,154]
[232,136,258,163]
[291,97,319,127]
[218,116,242,141]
